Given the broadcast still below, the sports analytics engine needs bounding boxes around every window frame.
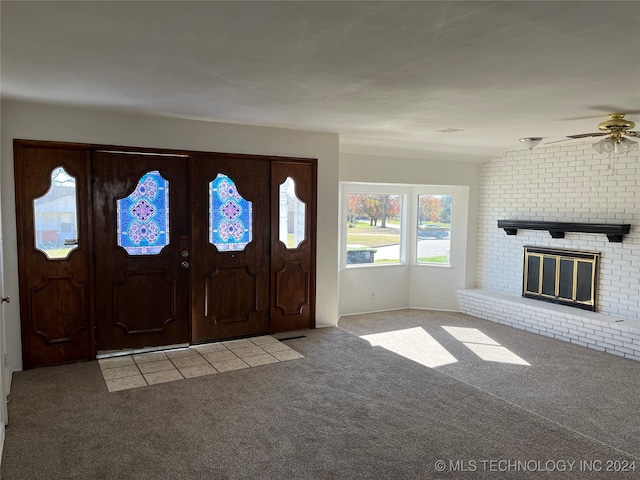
[341,183,463,270]
[341,184,408,269]
[414,189,454,268]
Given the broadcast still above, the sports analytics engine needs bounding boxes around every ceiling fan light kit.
[519,137,542,150]
[544,113,639,163]
[593,135,638,155]
[591,113,639,155]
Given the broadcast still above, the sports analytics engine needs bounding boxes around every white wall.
[339,152,480,315]
[1,100,340,372]
[409,185,470,311]
[0,102,7,461]
[476,142,640,321]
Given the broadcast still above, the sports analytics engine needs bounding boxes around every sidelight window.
[279,177,306,248]
[116,170,169,255]
[209,174,252,251]
[34,167,79,259]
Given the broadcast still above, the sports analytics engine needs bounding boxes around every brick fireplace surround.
[462,141,640,362]
[458,289,640,361]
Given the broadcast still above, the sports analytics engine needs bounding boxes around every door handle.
[181,261,190,269]
[1,296,10,304]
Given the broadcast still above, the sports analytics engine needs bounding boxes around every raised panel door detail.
[31,276,86,344]
[270,160,316,334]
[275,262,309,315]
[15,143,93,368]
[113,271,176,335]
[33,167,79,259]
[93,152,190,352]
[205,266,257,324]
[209,174,252,251]
[116,171,169,255]
[279,177,306,249]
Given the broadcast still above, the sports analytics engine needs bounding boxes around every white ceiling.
[2,1,639,162]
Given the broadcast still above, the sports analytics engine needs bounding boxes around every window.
[416,194,452,265]
[34,167,78,259]
[342,183,463,270]
[209,173,252,251]
[116,170,169,255]
[346,193,403,265]
[279,177,306,248]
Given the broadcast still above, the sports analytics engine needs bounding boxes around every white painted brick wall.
[476,142,640,320]
[458,289,640,361]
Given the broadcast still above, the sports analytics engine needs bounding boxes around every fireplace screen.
[523,246,599,311]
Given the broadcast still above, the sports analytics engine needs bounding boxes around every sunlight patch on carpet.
[442,326,530,366]
[361,327,458,368]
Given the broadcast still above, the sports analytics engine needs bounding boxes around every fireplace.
[523,246,600,311]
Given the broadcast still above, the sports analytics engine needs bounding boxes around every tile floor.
[98,335,304,392]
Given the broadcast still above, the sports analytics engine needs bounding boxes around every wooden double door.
[15,141,316,368]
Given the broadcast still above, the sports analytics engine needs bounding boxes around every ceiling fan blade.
[589,107,640,115]
[545,132,607,145]
[625,131,640,138]
[561,109,640,121]
[545,138,574,144]
[566,132,606,139]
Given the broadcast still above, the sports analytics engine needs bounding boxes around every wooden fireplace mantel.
[497,220,631,243]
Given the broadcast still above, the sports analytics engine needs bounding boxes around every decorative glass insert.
[416,194,452,265]
[279,177,306,248]
[34,167,79,259]
[209,174,252,251]
[116,170,169,255]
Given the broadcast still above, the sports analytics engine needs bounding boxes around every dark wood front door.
[270,160,317,333]
[15,140,316,366]
[92,152,191,351]
[14,142,94,368]
[190,155,271,342]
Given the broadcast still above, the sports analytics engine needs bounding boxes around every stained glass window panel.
[209,174,252,251]
[116,170,169,255]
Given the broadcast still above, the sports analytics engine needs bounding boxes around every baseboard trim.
[5,365,13,395]
[339,306,459,320]
[0,423,5,469]
[339,307,413,319]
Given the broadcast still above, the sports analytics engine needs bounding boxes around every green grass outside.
[346,234,400,247]
[417,256,449,264]
[347,221,401,247]
[349,220,400,229]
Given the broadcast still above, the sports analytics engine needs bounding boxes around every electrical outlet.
[370,290,375,298]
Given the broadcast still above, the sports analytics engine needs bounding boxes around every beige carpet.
[2,309,639,479]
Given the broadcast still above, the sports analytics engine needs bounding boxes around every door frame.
[14,139,317,367]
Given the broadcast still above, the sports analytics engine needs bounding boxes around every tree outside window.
[346,194,402,265]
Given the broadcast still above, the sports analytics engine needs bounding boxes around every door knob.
[181,261,190,269]
[181,250,189,258]
[1,296,10,304]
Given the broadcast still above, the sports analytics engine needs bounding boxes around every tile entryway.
[98,335,304,392]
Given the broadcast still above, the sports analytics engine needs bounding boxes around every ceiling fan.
[547,113,639,154]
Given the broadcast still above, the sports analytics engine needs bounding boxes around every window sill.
[344,262,406,269]
[414,262,452,268]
